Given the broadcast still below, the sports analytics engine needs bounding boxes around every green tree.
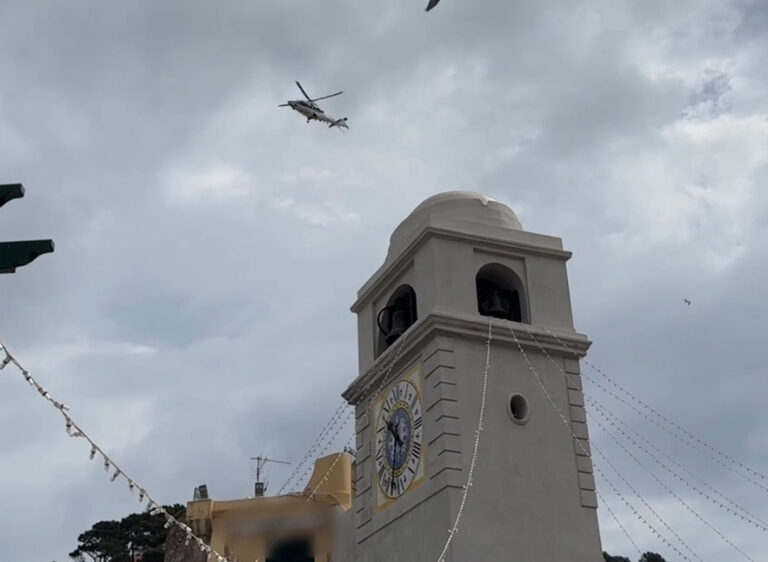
[69,504,185,562]
[603,552,631,562]
[639,553,668,562]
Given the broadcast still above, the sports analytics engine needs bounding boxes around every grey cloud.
[1,0,767,560]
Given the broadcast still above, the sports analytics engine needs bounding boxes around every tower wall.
[344,192,602,562]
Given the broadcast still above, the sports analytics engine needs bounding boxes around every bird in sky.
[683,298,691,306]
[425,0,441,11]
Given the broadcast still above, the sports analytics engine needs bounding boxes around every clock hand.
[386,416,402,495]
[387,419,404,446]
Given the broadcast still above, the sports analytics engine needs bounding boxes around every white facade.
[342,191,603,561]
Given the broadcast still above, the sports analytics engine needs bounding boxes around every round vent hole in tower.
[507,393,529,424]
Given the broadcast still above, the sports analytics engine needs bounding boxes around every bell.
[385,307,410,344]
[483,289,510,319]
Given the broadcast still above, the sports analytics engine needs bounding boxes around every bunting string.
[0,339,232,562]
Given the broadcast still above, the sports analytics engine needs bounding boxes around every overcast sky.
[1,0,767,560]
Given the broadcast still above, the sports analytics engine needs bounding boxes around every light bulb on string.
[0,337,249,562]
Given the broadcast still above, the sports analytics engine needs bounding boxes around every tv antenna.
[250,455,291,497]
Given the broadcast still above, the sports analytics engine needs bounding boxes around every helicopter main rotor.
[295,81,343,103]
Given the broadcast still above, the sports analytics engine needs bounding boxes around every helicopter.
[279,81,349,130]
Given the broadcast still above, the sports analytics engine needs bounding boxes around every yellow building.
[186,452,354,562]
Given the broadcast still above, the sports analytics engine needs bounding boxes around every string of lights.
[523,326,762,559]
[506,325,687,560]
[282,414,353,496]
[276,401,350,495]
[524,327,768,534]
[528,330,754,562]
[254,324,410,562]
[280,316,438,496]
[587,400,757,562]
[543,327,768,487]
[505,323,641,555]
[588,398,768,532]
[0,339,232,562]
[590,476,643,557]
[502,327,645,555]
[584,370,768,495]
[306,434,354,503]
[12,311,756,562]
[589,435,701,561]
[435,315,493,562]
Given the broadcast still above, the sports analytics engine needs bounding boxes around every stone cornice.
[351,220,572,314]
[342,309,591,405]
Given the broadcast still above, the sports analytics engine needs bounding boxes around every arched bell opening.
[376,284,417,356]
[475,263,528,323]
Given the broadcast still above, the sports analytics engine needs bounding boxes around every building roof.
[186,452,353,528]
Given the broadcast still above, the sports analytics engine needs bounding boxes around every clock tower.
[342,191,603,561]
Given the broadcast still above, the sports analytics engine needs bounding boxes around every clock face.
[374,379,424,499]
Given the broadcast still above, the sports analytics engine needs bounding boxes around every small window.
[475,263,527,322]
[507,393,529,424]
[376,284,417,354]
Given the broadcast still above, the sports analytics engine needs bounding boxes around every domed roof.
[387,191,522,260]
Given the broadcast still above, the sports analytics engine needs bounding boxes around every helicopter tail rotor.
[329,117,349,131]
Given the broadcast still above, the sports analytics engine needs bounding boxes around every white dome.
[387,191,522,260]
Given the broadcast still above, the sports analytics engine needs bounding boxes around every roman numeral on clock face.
[411,441,422,458]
